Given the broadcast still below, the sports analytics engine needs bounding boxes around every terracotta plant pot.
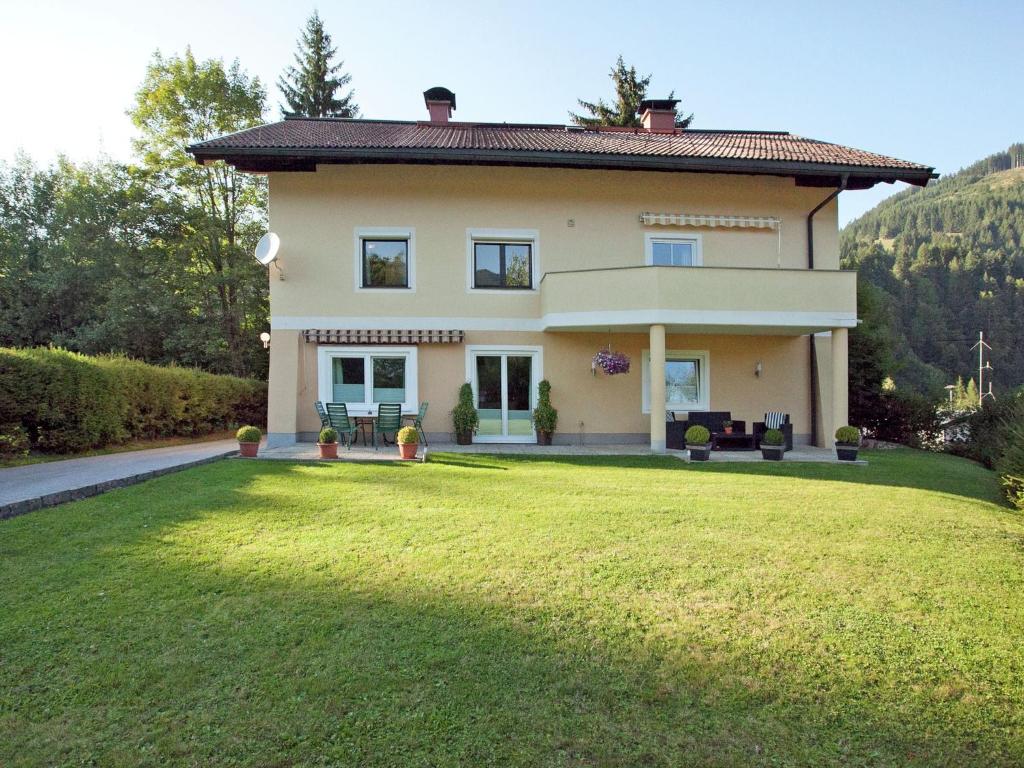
[536,430,553,446]
[318,442,338,459]
[835,444,859,461]
[456,431,473,445]
[687,443,711,461]
[760,445,785,461]
[238,442,259,458]
[398,442,418,460]
[723,426,733,435]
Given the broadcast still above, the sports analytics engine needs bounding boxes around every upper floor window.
[466,229,539,292]
[474,242,532,289]
[644,233,702,267]
[363,239,409,288]
[355,227,415,292]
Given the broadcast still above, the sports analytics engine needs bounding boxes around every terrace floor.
[257,441,858,464]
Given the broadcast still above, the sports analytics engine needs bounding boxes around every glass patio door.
[472,352,537,442]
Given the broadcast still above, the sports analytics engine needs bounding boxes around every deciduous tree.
[130,49,268,377]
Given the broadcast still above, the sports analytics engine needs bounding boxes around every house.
[189,88,934,450]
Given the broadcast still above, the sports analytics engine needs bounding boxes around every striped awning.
[640,212,781,230]
[303,329,464,345]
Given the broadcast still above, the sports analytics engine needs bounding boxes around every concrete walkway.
[0,439,238,519]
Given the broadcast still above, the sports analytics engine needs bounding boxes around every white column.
[650,324,667,453]
[830,327,849,447]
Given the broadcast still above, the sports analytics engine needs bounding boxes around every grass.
[1,449,1022,767]
[0,430,236,468]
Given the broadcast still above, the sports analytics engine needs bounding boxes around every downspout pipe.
[806,174,848,446]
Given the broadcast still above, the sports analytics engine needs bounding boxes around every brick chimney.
[423,86,456,124]
[638,99,680,132]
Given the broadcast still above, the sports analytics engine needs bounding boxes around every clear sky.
[3,0,1021,224]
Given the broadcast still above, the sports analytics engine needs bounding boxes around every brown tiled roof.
[190,118,935,187]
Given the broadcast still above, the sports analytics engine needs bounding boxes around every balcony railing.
[539,265,856,334]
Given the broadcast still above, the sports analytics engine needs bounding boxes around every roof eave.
[188,144,936,187]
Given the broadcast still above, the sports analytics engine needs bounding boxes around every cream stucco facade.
[264,163,852,449]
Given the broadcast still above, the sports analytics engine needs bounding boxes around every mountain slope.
[841,144,1024,394]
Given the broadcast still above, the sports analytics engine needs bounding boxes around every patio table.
[345,408,411,446]
[711,432,756,451]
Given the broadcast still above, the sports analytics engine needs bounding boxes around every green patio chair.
[314,401,330,430]
[373,402,403,450]
[407,401,429,446]
[325,402,359,449]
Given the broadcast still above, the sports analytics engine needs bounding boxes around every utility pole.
[971,331,994,405]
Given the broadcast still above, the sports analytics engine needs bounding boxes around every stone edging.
[0,450,237,521]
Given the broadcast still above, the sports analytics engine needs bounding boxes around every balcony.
[539,265,857,334]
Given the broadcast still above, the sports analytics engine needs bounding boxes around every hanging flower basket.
[592,349,631,375]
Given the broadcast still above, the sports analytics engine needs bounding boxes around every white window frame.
[354,227,416,293]
[317,345,418,414]
[466,228,540,293]
[641,349,710,413]
[464,344,544,443]
[643,232,703,267]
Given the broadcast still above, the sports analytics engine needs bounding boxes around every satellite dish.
[254,233,280,266]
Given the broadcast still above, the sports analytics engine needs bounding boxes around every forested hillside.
[841,144,1024,395]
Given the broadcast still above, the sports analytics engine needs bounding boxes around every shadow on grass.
[424,448,1005,507]
[692,448,1004,507]
[1,460,1017,765]
[426,452,681,473]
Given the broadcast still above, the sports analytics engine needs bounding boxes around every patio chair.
[314,401,330,430]
[753,412,793,451]
[325,402,359,449]
[373,402,404,450]
[405,401,429,446]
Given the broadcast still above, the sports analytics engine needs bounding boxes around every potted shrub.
[835,426,861,461]
[396,425,419,459]
[317,427,339,459]
[722,419,734,435]
[532,379,558,445]
[452,382,479,445]
[236,425,261,458]
[685,425,712,461]
[760,428,785,460]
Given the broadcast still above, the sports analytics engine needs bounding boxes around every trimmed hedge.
[0,347,266,453]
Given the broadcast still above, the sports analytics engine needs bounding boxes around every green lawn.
[1,450,1022,767]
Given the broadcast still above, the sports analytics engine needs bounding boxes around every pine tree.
[570,55,693,128]
[277,11,358,118]
[965,378,980,406]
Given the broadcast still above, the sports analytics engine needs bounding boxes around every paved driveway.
[0,439,238,517]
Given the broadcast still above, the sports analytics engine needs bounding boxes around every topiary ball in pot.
[397,425,419,459]
[834,425,861,461]
[236,425,261,458]
[685,425,712,461]
[318,427,339,459]
[760,428,785,460]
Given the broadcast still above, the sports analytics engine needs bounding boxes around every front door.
[470,350,539,443]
